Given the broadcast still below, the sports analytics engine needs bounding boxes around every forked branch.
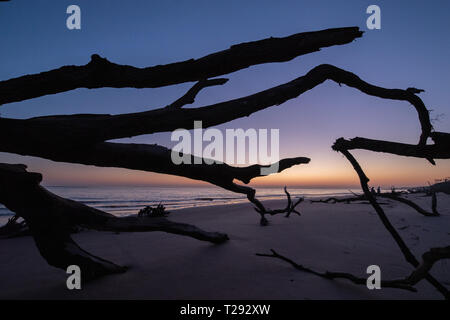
[0,164,229,279]
[0,27,363,105]
[165,78,229,109]
[256,249,417,292]
[0,65,432,146]
[257,247,450,293]
[331,147,449,299]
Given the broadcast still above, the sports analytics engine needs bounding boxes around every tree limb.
[311,193,439,217]
[333,136,450,165]
[0,142,310,187]
[406,246,450,285]
[256,249,417,292]
[257,246,450,292]
[165,78,228,109]
[0,65,432,146]
[0,163,229,279]
[0,27,363,105]
[331,148,449,299]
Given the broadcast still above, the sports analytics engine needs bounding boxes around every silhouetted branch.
[258,247,450,292]
[0,163,229,279]
[310,196,365,204]
[380,193,439,217]
[165,78,229,109]
[331,147,449,299]
[0,27,363,105]
[256,249,417,292]
[0,141,310,188]
[310,192,438,217]
[406,246,450,285]
[0,215,30,239]
[219,184,304,226]
[0,64,432,146]
[252,186,303,218]
[333,135,450,165]
[431,192,439,215]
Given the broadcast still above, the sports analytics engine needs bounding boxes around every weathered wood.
[0,164,229,279]
[0,142,310,187]
[0,65,432,146]
[257,249,417,292]
[331,148,449,299]
[333,136,450,164]
[257,247,450,292]
[0,27,363,105]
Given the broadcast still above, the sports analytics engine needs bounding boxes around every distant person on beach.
[377,186,381,195]
[371,187,376,195]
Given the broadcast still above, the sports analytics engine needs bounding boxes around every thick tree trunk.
[0,164,228,280]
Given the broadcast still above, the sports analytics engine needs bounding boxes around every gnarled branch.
[0,163,229,279]
[256,249,417,292]
[333,135,450,165]
[0,27,363,105]
[331,147,449,299]
[0,141,310,189]
[165,78,228,109]
[311,193,439,217]
[0,65,432,146]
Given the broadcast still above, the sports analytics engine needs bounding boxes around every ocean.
[0,186,369,225]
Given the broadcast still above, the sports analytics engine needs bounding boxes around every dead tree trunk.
[0,164,228,279]
[1,24,449,289]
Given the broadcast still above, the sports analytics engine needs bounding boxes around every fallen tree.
[310,192,439,217]
[0,27,364,279]
[1,23,449,297]
[0,163,229,279]
[0,27,363,105]
[257,246,450,293]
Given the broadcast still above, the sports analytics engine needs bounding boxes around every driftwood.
[311,193,439,217]
[0,163,229,279]
[0,27,363,105]
[256,249,417,292]
[0,215,30,239]
[0,64,433,146]
[2,27,366,279]
[1,23,449,293]
[329,148,449,299]
[261,148,449,298]
[257,247,450,293]
[333,135,450,165]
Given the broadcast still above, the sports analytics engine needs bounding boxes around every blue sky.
[1,0,449,187]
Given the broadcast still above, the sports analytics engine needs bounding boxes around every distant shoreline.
[0,185,415,225]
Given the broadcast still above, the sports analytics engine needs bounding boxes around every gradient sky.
[1,0,449,188]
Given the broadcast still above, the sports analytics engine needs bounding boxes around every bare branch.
[331,147,449,299]
[406,246,450,284]
[333,136,450,165]
[165,78,228,109]
[0,27,363,105]
[311,193,439,217]
[0,142,310,187]
[256,249,417,292]
[257,246,450,292]
[0,163,229,279]
[0,65,432,148]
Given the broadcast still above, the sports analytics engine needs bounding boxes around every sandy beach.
[0,194,448,300]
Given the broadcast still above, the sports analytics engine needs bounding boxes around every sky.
[0,0,449,188]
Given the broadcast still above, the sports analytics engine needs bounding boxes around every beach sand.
[0,194,449,300]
